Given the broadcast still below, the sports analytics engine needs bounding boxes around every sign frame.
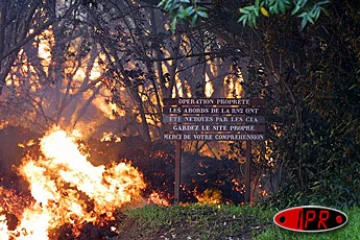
[163,98,265,205]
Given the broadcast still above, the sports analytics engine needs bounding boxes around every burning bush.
[0,126,145,239]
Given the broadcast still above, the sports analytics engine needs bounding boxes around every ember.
[147,191,171,206]
[195,189,222,205]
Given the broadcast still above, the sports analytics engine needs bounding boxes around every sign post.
[174,135,182,204]
[245,141,252,204]
[163,98,265,205]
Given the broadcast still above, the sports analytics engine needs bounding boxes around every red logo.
[273,206,348,232]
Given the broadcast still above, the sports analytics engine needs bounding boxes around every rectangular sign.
[164,124,265,133]
[163,115,265,124]
[163,98,264,106]
[163,106,265,115]
[163,133,265,141]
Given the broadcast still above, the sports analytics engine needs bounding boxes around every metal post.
[245,141,252,204]
[174,140,182,204]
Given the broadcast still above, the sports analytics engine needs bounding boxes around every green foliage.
[238,4,260,27]
[126,205,168,226]
[238,0,329,29]
[158,0,330,30]
[256,0,360,208]
[124,205,360,239]
[157,0,208,32]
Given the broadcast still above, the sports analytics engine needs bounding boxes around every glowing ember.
[231,178,244,193]
[147,191,170,207]
[260,189,268,197]
[195,189,222,205]
[0,126,145,239]
[100,132,121,142]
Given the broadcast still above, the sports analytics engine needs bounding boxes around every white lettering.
[216,99,250,105]
[231,108,244,114]
[184,116,214,122]
[172,125,199,131]
[192,134,213,140]
[184,108,210,114]
[163,134,182,140]
[214,134,264,140]
[245,108,259,114]
[215,116,228,122]
[229,125,255,131]
[245,117,258,122]
[212,125,228,131]
[178,99,214,105]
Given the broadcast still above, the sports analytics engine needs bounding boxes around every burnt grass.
[114,204,274,240]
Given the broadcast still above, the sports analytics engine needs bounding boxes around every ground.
[111,204,359,240]
[114,204,273,240]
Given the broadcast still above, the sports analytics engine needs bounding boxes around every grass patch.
[118,204,274,239]
[255,207,360,240]
[116,204,358,239]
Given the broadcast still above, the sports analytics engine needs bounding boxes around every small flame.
[231,178,244,193]
[92,96,126,120]
[204,73,214,98]
[0,121,9,130]
[261,189,268,197]
[195,189,222,205]
[100,132,121,142]
[147,191,170,207]
[18,139,36,148]
[37,29,54,77]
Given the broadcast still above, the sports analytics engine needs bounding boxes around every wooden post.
[245,141,252,204]
[174,140,182,204]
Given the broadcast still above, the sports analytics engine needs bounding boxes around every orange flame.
[147,191,170,207]
[194,189,222,205]
[100,132,121,142]
[0,126,145,239]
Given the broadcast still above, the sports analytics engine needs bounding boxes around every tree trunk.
[0,0,6,95]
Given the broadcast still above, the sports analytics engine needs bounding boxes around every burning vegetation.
[0,126,145,239]
[0,125,257,239]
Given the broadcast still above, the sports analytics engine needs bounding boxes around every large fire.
[0,127,145,239]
